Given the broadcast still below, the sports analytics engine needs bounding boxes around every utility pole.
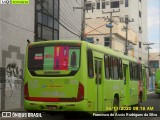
[120,16,134,55]
[143,43,154,91]
[143,43,154,68]
[102,9,120,48]
[73,0,91,40]
[81,0,86,40]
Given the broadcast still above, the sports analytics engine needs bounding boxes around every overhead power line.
[120,16,134,55]
[0,18,34,33]
[102,9,120,48]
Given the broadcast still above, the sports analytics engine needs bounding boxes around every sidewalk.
[147,90,155,94]
[1,107,24,111]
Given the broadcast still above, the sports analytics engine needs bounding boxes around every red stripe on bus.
[28,97,59,102]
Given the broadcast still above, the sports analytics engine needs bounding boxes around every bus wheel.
[111,97,119,120]
[139,92,142,104]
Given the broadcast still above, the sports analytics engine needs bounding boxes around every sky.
[148,0,160,53]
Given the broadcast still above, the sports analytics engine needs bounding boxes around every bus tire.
[111,97,119,120]
[139,92,142,104]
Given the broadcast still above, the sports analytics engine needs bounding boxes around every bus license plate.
[47,106,57,110]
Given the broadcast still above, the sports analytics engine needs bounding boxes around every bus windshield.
[28,45,80,76]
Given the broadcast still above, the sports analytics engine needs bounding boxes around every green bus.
[24,40,147,113]
[155,69,160,95]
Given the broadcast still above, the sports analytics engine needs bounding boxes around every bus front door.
[94,59,102,111]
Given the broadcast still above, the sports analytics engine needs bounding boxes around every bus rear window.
[28,45,80,71]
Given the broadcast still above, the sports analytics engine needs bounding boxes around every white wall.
[141,0,148,64]
[0,0,35,110]
[0,2,35,57]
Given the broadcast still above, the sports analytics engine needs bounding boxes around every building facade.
[0,0,35,111]
[0,0,82,111]
[149,52,160,73]
[85,0,148,63]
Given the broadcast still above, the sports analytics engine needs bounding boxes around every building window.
[86,3,92,9]
[104,37,110,47]
[111,0,119,8]
[149,61,159,68]
[86,37,94,43]
[97,2,100,9]
[125,0,129,7]
[139,11,141,18]
[102,1,106,9]
[42,26,53,40]
[139,41,141,48]
[139,26,141,31]
[35,0,59,41]
[86,2,92,12]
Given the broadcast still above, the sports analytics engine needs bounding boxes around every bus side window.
[113,58,118,80]
[110,57,113,79]
[123,64,127,84]
[95,60,102,84]
[104,55,110,79]
[129,62,133,80]
[118,59,123,80]
[134,63,138,80]
[87,49,94,78]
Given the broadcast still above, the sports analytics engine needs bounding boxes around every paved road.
[116,92,160,120]
[0,92,160,120]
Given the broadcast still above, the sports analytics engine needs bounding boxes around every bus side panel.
[130,81,138,105]
[155,69,160,95]
[142,68,147,101]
